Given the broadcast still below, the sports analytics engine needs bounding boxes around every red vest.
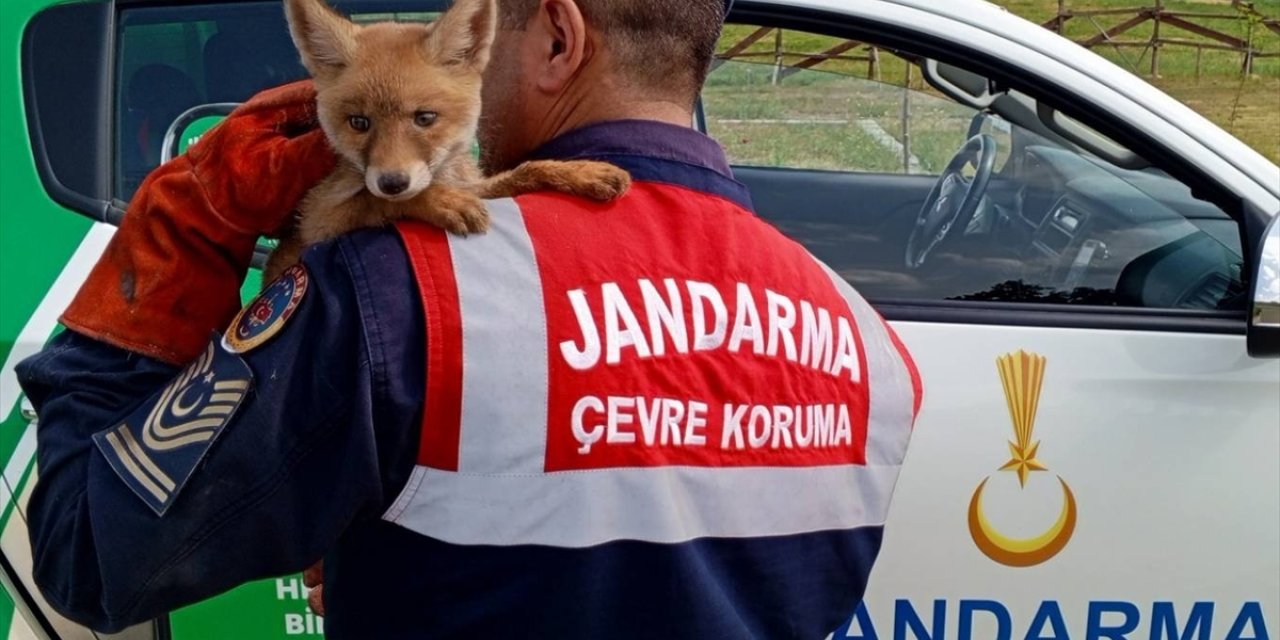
[387,182,920,548]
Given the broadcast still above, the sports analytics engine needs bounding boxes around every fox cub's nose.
[377,173,410,196]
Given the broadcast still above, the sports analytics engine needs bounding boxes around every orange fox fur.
[268,0,630,282]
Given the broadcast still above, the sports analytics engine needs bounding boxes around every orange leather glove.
[62,81,336,364]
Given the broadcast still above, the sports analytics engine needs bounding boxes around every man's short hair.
[498,0,726,102]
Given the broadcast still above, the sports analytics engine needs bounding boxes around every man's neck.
[532,74,694,153]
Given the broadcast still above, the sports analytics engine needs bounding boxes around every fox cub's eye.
[348,116,371,132]
[414,111,438,127]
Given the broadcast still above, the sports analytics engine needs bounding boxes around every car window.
[706,25,1245,312]
[114,4,439,200]
[116,5,305,199]
[112,10,1248,315]
[704,30,1012,176]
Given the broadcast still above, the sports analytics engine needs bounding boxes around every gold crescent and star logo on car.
[967,350,1078,567]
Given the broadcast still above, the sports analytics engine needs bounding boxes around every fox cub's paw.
[424,188,490,236]
[557,161,631,202]
[491,160,632,202]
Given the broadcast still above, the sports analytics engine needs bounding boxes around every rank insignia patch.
[224,264,309,354]
[94,339,253,516]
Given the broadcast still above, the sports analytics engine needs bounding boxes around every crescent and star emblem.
[967,350,1077,567]
[94,339,253,516]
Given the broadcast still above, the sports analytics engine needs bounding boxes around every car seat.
[122,63,201,194]
[203,18,306,103]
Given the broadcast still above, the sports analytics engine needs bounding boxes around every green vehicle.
[3,0,1277,638]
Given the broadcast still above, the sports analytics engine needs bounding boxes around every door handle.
[19,396,37,424]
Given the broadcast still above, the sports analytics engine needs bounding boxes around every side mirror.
[1248,214,1280,358]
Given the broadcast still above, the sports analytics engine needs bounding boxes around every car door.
[706,3,1278,638]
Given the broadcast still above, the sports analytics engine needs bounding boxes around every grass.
[703,70,979,173]
[713,0,1280,165]
[1150,75,1280,156]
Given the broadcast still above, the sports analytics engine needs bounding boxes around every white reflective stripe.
[390,463,899,548]
[811,258,915,466]
[450,198,549,474]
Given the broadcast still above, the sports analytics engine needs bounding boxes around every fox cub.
[268,0,630,282]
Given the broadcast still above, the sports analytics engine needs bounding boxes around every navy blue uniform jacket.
[17,120,883,638]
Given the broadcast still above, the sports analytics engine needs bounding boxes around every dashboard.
[980,145,1247,310]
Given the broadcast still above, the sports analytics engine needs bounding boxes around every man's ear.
[285,0,359,76]
[425,0,497,70]
[532,0,588,94]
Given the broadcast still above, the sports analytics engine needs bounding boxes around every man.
[18,0,921,637]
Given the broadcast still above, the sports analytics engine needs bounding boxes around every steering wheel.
[904,133,998,269]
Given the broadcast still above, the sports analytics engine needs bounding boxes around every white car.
[3,0,1276,637]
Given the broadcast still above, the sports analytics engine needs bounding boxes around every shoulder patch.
[94,339,253,516]
[224,264,309,354]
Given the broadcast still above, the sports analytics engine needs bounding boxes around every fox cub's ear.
[285,0,359,76]
[425,0,496,70]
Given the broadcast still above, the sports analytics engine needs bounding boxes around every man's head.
[479,0,728,172]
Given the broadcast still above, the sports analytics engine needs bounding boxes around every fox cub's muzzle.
[366,162,432,201]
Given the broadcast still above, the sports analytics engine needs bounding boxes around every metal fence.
[713,27,884,84]
[714,0,1278,81]
[1043,0,1279,77]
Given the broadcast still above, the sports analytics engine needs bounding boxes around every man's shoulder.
[299,227,413,285]
[291,227,420,326]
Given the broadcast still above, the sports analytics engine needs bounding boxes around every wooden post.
[869,46,881,82]
[1056,0,1067,33]
[771,29,784,85]
[1151,0,1162,77]
[902,64,913,175]
[1243,19,1256,75]
[1196,45,1204,81]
